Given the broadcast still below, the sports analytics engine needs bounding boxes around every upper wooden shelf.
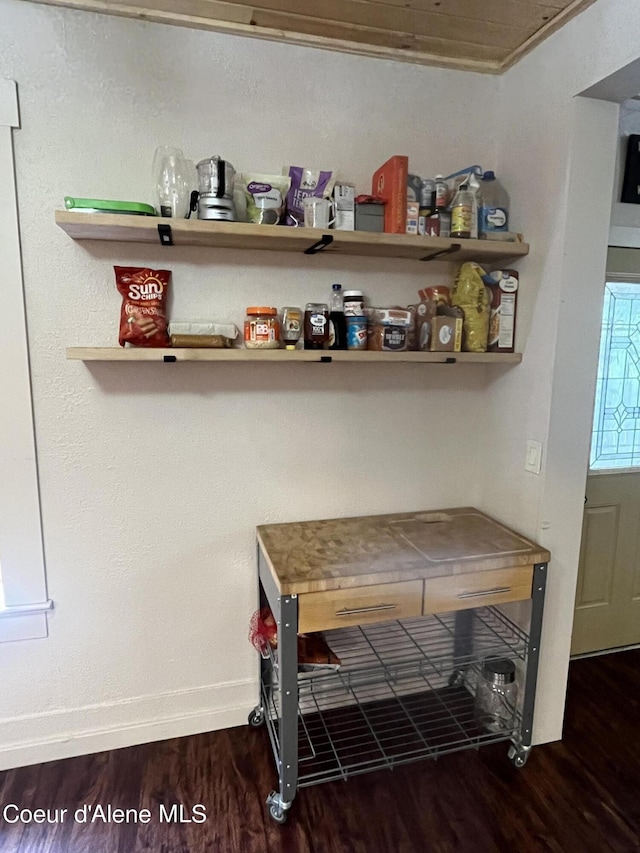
[55,211,529,265]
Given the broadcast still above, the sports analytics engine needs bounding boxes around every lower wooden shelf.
[66,347,522,364]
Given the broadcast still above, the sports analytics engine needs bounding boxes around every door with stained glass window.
[573,277,640,655]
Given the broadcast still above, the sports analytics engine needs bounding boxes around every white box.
[406,201,419,235]
[334,184,355,231]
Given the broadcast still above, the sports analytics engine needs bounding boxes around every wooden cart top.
[257,507,550,594]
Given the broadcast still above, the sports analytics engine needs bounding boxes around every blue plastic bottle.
[479,171,509,234]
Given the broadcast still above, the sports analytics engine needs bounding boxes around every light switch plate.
[525,440,543,474]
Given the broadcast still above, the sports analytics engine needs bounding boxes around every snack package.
[283,166,336,226]
[115,266,170,347]
[249,607,278,656]
[168,322,238,348]
[451,262,490,352]
[169,335,234,348]
[297,634,341,675]
[366,307,412,352]
[237,173,291,225]
[418,285,451,307]
[248,608,341,675]
[443,165,483,199]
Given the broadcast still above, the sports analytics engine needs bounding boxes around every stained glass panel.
[590,282,640,469]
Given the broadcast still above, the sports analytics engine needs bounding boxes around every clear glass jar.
[474,657,518,733]
[244,306,280,349]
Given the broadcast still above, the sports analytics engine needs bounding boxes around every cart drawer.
[298,581,423,633]
[423,566,533,614]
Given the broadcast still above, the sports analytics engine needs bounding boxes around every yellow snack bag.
[451,262,490,352]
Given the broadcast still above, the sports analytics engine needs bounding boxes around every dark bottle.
[304,303,330,350]
[328,283,347,350]
[431,175,451,238]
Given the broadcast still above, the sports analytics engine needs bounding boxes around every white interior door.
[572,255,640,655]
[574,473,640,654]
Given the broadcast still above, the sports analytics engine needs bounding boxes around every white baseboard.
[0,678,256,771]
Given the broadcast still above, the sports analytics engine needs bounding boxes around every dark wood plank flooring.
[1,649,639,852]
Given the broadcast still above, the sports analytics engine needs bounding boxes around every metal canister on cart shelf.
[474,657,518,733]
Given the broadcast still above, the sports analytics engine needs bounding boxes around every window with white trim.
[0,79,52,642]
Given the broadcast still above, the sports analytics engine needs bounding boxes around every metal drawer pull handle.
[457,586,511,599]
[335,603,397,616]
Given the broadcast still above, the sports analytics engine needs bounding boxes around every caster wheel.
[508,744,529,768]
[269,804,287,824]
[266,791,290,824]
[248,707,265,728]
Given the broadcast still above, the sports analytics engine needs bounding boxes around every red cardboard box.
[372,155,408,234]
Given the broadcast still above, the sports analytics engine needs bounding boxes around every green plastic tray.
[64,197,156,216]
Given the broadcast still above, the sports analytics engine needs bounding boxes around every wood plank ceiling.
[26,0,598,73]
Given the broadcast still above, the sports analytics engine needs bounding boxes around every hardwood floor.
[1,650,639,853]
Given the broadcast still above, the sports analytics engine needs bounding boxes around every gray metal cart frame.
[250,546,548,824]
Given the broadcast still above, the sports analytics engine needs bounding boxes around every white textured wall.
[0,0,503,768]
[5,0,638,769]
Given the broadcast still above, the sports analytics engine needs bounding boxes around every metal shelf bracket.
[304,234,334,255]
[158,223,173,246]
[420,243,461,262]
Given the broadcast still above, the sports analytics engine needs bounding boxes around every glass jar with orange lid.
[244,306,280,349]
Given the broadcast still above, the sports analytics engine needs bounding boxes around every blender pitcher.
[196,156,236,221]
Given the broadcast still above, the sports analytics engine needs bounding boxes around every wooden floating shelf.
[66,348,522,364]
[55,211,529,264]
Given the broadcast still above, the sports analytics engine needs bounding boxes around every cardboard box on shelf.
[407,301,437,351]
[334,184,355,231]
[483,269,518,353]
[406,201,419,235]
[355,202,385,232]
[430,315,463,352]
[372,155,408,234]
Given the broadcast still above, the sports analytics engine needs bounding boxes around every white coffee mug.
[303,196,336,229]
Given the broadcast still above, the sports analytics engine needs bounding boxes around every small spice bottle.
[244,307,280,349]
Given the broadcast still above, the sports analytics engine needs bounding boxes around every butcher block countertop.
[257,507,550,595]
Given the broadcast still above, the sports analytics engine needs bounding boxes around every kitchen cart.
[250,507,549,823]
